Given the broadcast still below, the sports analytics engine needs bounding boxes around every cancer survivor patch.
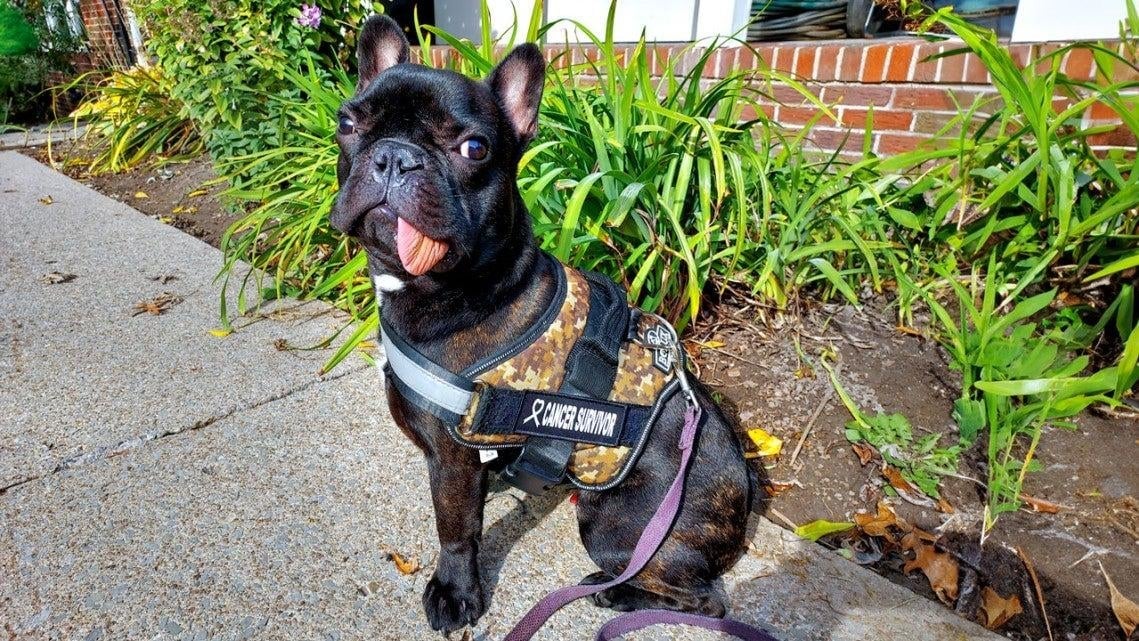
[514,391,627,447]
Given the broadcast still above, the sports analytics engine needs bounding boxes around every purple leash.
[504,402,778,641]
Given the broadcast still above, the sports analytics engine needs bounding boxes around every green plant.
[909,258,1123,533]
[0,0,83,125]
[132,0,379,160]
[216,58,368,370]
[69,66,202,173]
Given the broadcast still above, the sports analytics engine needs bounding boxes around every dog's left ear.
[488,44,546,146]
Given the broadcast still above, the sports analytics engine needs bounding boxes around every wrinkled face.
[330,16,544,281]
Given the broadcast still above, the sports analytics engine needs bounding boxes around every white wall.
[434,0,752,44]
[1012,0,1129,42]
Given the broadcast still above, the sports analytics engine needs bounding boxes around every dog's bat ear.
[357,14,410,94]
[489,44,546,146]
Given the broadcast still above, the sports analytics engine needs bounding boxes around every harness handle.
[503,401,779,641]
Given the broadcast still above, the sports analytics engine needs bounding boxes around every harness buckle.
[500,437,575,494]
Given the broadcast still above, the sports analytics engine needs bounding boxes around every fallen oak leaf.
[1100,561,1139,638]
[853,501,903,539]
[1021,494,1061,514]
[979,586,1023,630]
[902,532,960,606]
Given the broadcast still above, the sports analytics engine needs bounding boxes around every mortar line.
[0,363,371,495]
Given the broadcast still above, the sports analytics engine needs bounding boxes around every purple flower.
[296,3,321,28]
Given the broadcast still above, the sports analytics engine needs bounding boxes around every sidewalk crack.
[0,364,369,495]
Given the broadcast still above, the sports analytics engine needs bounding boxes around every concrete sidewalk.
[0,151,999,641]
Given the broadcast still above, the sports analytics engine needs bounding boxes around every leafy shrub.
[132,0,379,159]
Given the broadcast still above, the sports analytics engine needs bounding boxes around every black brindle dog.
[331,15,759,634]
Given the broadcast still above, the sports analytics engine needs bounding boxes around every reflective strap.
[381,326,474,417]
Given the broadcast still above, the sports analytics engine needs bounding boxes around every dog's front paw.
[423,573,486,632]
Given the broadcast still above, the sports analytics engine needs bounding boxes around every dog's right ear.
[357,15,410,94]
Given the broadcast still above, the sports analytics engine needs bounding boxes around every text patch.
[514,391,627,447]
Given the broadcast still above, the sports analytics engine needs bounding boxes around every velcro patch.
[514,391,626,447]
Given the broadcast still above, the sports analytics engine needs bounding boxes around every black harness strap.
[500,272,630,493]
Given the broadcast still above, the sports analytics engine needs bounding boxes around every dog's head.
[330,15,545,282]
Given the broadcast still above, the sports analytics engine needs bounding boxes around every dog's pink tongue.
[396,217,448,276]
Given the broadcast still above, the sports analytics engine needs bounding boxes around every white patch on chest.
[373,274,405,293]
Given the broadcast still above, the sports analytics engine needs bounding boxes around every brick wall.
[77,0,134,69]
[427,38,1135,157]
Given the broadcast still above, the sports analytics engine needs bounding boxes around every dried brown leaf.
[854,501,905,539]
[979,586,1023,630]
[902,533,959,605]
[851,442,876,466]
[1021,494,1061,514]
[1100,562,1139,638]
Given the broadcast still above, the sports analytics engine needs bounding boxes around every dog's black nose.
[373,142,423,175]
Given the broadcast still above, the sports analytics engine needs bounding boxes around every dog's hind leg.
[580,571,726,616]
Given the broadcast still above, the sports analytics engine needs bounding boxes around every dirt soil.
[694,300,1139,640]
[22,145,238,247]
[18,146,1139,640]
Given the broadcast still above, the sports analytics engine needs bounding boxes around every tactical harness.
[379,253,777,641]
[381,256,683,494]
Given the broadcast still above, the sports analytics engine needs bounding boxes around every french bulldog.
[331,15,760,633]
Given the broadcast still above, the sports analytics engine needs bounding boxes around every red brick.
[808,127,859,151]
[861,44,890,83]
[840,108,914,130]
[777,105,835,126]
[821,85,894,108]
[772,46,794,73]
[912,111,971,135]
[740,103,777,121]
[893,87,955,111]
[910,43,942,82]
[963,54,991,84]
[884,44,915,82]
[939,48,967,82]
[1008,44,1033,69]
[1088,101,1121,121]
[794,46,817,78]
[1088,125,1138,147]
[759,46,779,70]
[1063,48,1095,81]
[1034,43,1063,74]
[877,133,929,154]
[768,82,822,104]
[815,45,841,81]
[737,45,758,71]
[838,45,863,81]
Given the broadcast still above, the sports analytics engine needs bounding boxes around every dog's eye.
[337,115,356,136]
[458,137,488,160]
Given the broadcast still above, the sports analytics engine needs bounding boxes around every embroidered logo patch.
[642,322,675,373]
[515,392,626,447]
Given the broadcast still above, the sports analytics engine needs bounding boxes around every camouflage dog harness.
[380,253,684,493]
